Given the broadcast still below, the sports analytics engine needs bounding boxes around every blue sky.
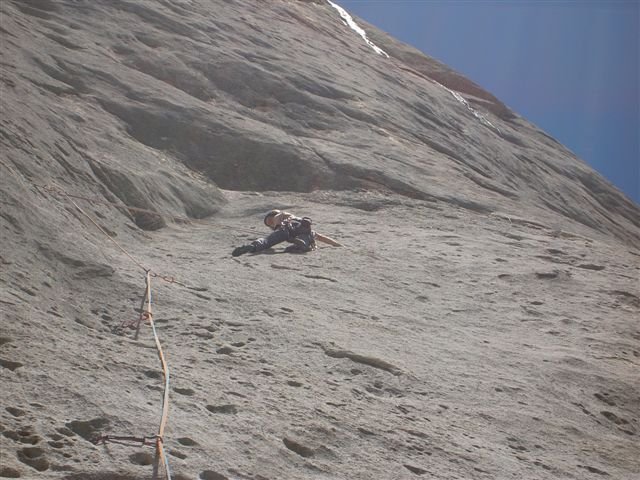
[335,1,639,203]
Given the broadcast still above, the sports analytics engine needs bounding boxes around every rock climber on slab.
[232,209,342,257]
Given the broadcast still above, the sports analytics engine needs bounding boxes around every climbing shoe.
[232,244,255,257]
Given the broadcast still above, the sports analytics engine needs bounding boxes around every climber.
[232,209,341,257]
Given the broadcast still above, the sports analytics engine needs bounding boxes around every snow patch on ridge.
[325,2,497,133]
[446,88,499,132]
[327,1,389,58]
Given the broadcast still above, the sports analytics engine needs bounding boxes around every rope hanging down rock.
[37,182,203,288]
[93,275,172,480]
[34,182,260,235]
[144,272,172,480]
[33,181,174,480]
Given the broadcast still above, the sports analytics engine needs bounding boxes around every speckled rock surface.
[1,1,638,479]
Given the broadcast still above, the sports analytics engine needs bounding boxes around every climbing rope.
[143,272,172,480]
[93,434,158,447]
[37,182,208,290]
[31,181,176,479]
[34,182,261,235]
[94,275,172,480]
[58,184,150,274]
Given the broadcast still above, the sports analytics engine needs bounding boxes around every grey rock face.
[2,0,638,243]
[1,1,638,479]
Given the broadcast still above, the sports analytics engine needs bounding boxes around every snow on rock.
[327,1,390,58]
[447,88,500,132]
[326,2,495,131]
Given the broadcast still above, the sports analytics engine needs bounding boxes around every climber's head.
[264,209,282,229]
